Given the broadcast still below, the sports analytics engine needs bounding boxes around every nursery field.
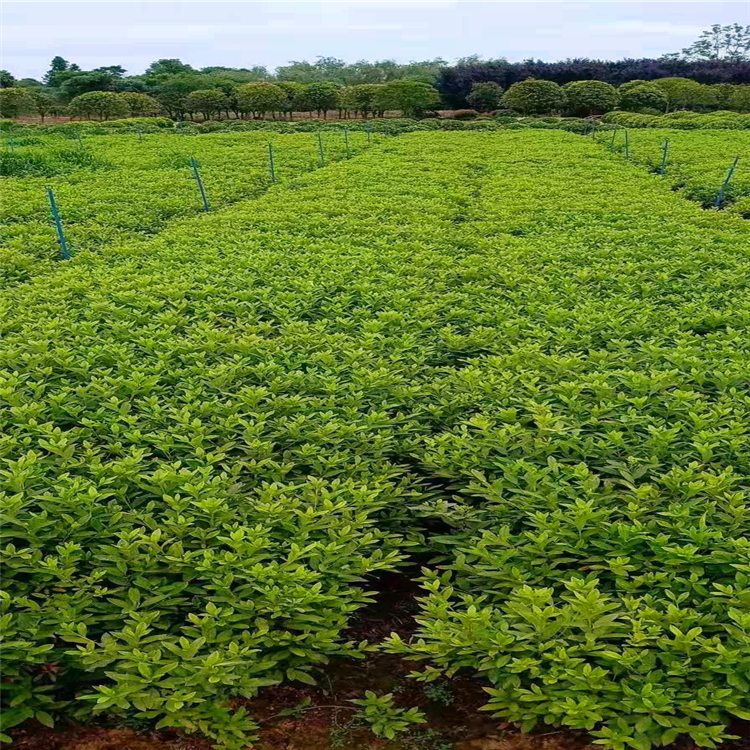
[2,130,750,750]
[0,130,376,285]
[600,128,750,216]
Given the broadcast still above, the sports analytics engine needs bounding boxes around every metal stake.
[46,187,71,260]
[189,157,210,212]
[715,155,740,208]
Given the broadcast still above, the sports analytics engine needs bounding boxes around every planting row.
[599,129,749,216]
[0,130,376,286]
[2,132,750,749]
[602,110,750,130]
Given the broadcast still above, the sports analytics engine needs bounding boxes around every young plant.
[349,691,427,740]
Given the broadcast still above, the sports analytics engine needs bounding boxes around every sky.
[2,1,749,80]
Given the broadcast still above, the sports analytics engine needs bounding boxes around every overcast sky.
[3,1,749,80]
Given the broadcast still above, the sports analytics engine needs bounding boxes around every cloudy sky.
[2,1,748,80]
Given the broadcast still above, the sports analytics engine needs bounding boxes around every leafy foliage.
[2,130,750,750]
[502,79,566,115]
[600,128,750,215]
[466,82,504,112]
[350,692,427,739]
[68,91,130,121]
[562,80,619,116]
[618,84,668,113]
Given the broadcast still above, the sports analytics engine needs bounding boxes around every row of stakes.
[44,129,368,260]
[605,128,741,208]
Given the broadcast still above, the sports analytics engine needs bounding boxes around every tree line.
[1,24,749,121]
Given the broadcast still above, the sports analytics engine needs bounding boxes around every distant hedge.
[438,58,750,107]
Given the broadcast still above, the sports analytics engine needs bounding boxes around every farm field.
[600,128,750,216]
[0,130,376,286]
[2,130,750,750]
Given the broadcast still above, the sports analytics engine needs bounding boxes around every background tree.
[668,24,750,62]
[729,85,750,112]
[0,70,15,88]
[348,83,382,118]
[466,81,503,112]
[618,83,668,112]
[303,81,340,118]
[93,65,126,77]
[501,78,566,115]
[237,82,287,119]
[68,91,129,120]
[562,80,618,116]
[31,91,58,121]
[381,80,441,117]
[336,87,357,118]
[43,56,79,85]
[144,59,195,78]
[276,81,305,119]
[120,92,161,117]
[60,72,121,100]
[654,77,716,111]
[0,87,34,118]
[185,89,227,120]
[153,74,205,119]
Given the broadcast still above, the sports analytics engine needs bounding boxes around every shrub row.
[0,130,377,287]
[602,110,750,130]
[598,128,750,216]
[3,132,750,749]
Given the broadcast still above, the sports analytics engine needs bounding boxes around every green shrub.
[619,84,668,114]
[502,79,566,115]
[563,80,619,116]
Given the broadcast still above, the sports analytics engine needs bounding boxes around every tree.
[380,80,441,117]
[31,91,58,122]
[654,77,716,111]
[671,24,750,62]
[619,83,668,113]
[729,85,750,112]
[60,72,120,100]
[276,81,306,119]
[120,92,161,117]
[237,82,287,118]
[466,82,503,112]
[153,74,206,119]
[93,65,127,78]
[348,84,382,118]
[562,80,618,116]
[185,89,227,120]
[337,87,358,118]
[303,81,340,118]
[0,70,15,88]
[0,88,34,118]
[43,55,70,84]
[501,78,566,115]
[68,91,129,120]
[145,59,195,77]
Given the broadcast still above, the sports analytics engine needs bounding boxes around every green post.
[268,142,276,183]
[178,121,184,134]
[76,129,83,150]
[624,130,630,160]
[138,127,143,143]
[714,155,740,208]
[344,128,350,159]
[366,123,372,144]
[317,131,325,166]
[609,129,617,150]
[8,137,14,153]
[659,138,669,175]
[46,187,70,260]
[189,157,210,212]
